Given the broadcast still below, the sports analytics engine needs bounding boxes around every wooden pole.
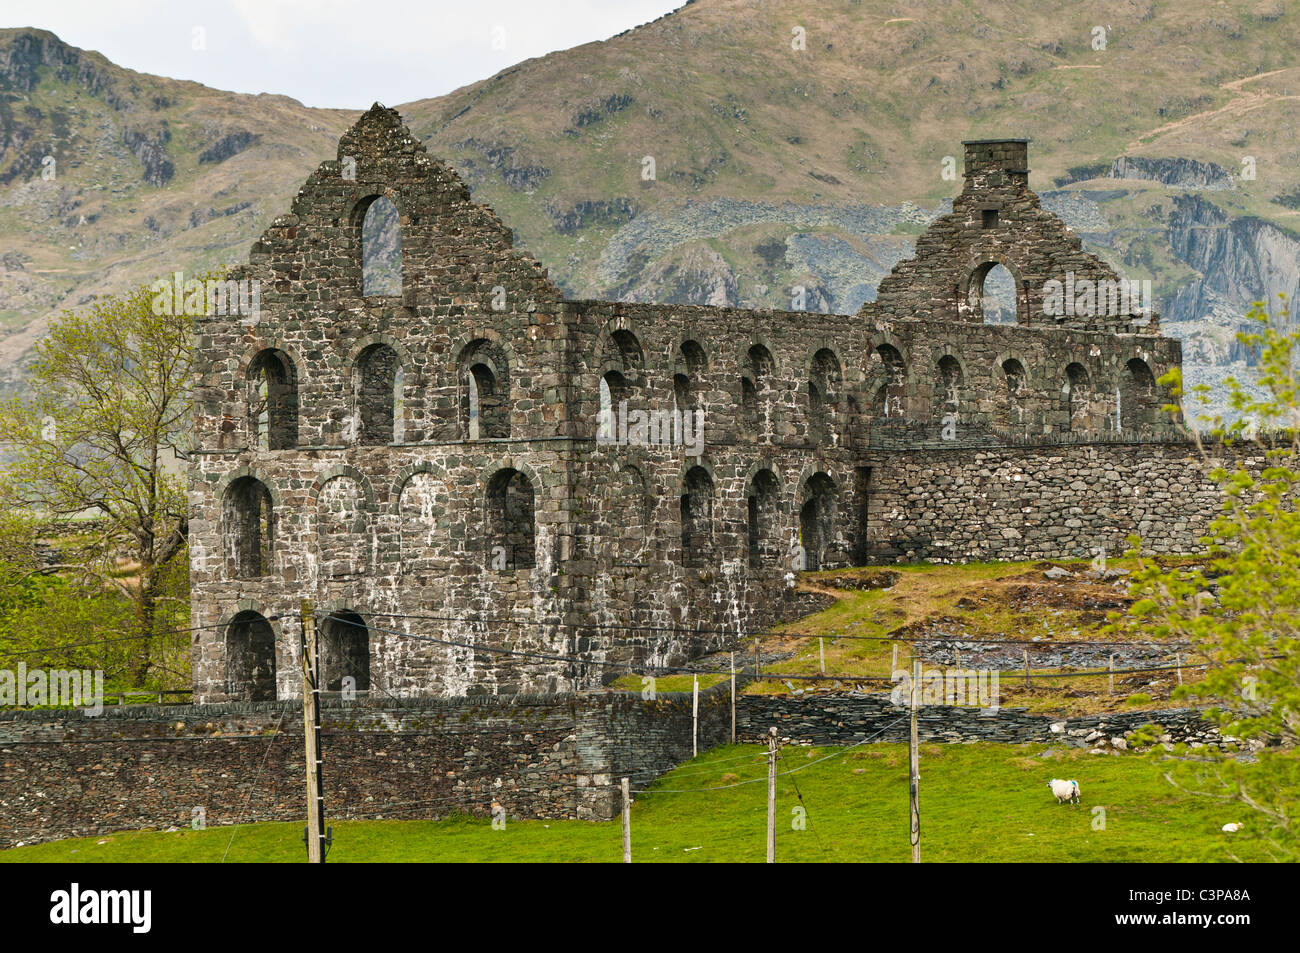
[1023,648,1030,688]
[766,726,778,863]
[754,638,761,679]
[819,637,826,675]
[1176,653,1183,685]
[909,656,921,864]
[1109,654,1116,695]
[621,777,631,863]
[300,599,325,864]
[692,674,699,758]
[892,642,898,674]
[730,652,736,744]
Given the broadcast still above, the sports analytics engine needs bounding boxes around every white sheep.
[1048,778,1080,804]
[1221,822,1245,833]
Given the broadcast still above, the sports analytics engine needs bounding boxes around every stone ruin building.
[189,106,1193,704]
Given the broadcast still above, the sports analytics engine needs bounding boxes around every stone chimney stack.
[962,138,1030,192]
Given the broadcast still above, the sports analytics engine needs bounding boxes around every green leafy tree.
[0,282,193,686]
[0,509,146,685]
[1118,296,1299,860]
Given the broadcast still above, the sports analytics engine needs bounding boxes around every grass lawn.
[0,742,1265,863]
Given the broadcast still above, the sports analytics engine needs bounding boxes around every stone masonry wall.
[862,441,1258,563]
[0,687,733,849]
[3,685,1229,848]
[737,692,1226,749]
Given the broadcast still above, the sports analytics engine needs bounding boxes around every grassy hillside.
[0,742,1267,862]
[617,558,1200,717]
[0,28,351,383]
[3,2,1299,403]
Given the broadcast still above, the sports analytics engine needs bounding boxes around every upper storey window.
[969,262,1018,325]
[247,349,298,450]
[355,343,402,445]
[357,196,402,297]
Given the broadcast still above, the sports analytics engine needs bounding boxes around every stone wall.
[862,441,1258,562]
[737,691,1226,749]
[2,684,1232,848]
[0,688,732,849]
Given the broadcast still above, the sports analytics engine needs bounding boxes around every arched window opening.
[673,373,693,414]
[674,340,707,414]
[467,364,501,439]
[872,344,907,419]
[227,611,276,701]
[970,262,1018,325]
[809,348,841,445]
[224,476,273,578]
[799,473,837,572]
[741,377,758,428]
[611,329,644,372]
[247,349,298,450]
[747,469,780,567]
[846,395,867,449]
[1120,358,1157,432]
[744,344,776,438]
[355,343,401,445]
[321,611,370,694]
[808,381,824,441]
[998,358,1029,430]
[359,195,402,296]
[599,370,628,442]
[1065,363,1091,433]
[460,339,510,439]
[680,466,714,568]
[486,468,536,570]
[936,355,964,425]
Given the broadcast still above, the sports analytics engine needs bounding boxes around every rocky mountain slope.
[3,1,1300,416]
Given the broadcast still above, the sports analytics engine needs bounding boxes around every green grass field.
[0,742,1266,863]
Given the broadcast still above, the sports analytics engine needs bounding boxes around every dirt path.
[1126,66,1300,150]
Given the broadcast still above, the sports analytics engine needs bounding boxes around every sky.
[0,0,685,109]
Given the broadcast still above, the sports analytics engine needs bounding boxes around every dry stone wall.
[738,692,1228,749]
[0,688,733,849]
[2,686,1231,848]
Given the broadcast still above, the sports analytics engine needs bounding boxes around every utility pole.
[300,599,326,863]
[691,670,702,764]
[909,656,921,864]
[767,726,778,863]
[621,777,631,863]
[730,652,736,744]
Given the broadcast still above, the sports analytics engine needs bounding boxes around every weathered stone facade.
[189,109,1195,703]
